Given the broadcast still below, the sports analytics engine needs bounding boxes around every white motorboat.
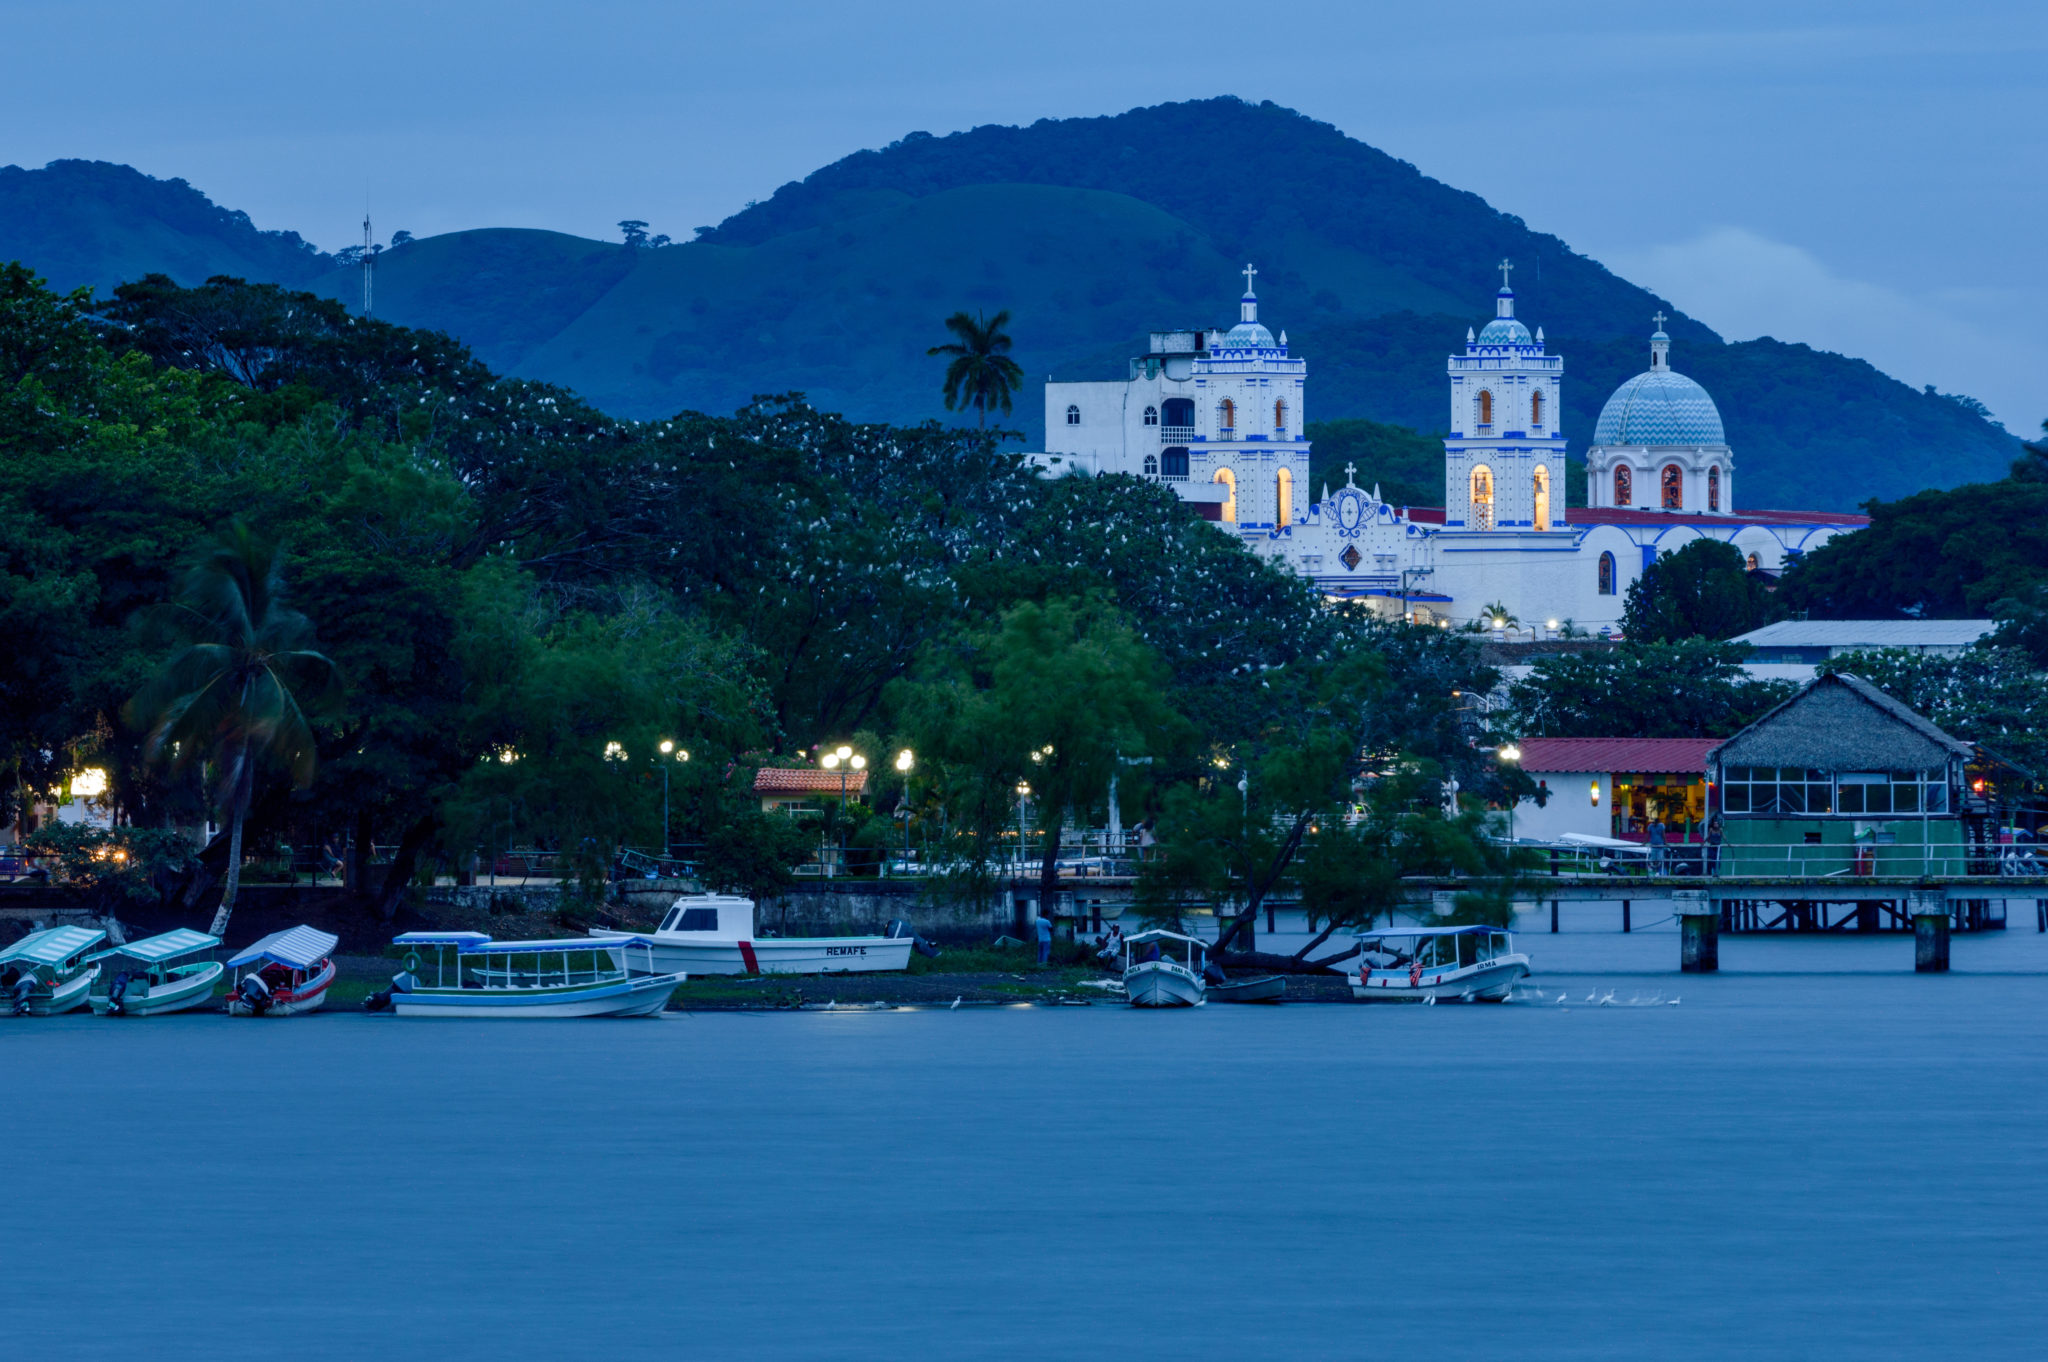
[379,933,683,1017]
[88,928,223,1016]
[590,894,915,976]
[1121,928,1207,1008]
[1349,925,1530,1003]
[225,926,339,1016]
[1,925,106,1015]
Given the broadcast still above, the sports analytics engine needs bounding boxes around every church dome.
[1221,321,1276,348]
[1594,370,1726,446]
[1475,317,1533,346]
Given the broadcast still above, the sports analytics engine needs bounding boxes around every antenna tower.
[361,212,374,315]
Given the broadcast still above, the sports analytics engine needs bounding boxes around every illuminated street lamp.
[1498,742,1522,843]
[894,749,914,866]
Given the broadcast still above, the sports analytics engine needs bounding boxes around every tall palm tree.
[126,524,339,937]
[928,310,1024,427]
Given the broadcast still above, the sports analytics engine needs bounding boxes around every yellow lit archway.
[1213,467,1237,523]
[1276,467,1293,525]
[1533,465,1550,532]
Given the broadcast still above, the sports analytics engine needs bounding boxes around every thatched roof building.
[1708,673,1972,775]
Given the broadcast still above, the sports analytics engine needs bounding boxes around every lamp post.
[821,745,864,876]
[1015,780,1031,873]
[894,749,914,869]
[1498,741,1522,844]
[657,740,689,863]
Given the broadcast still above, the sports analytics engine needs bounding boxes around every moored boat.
[590,894,915,976]
[1349,925,1530,1003]
[1207,973,1286,1004]
[1121,929,1207,1008]
[378,932,683,1017]
[1,925,105,1015]
[87,928,223,1016]
[225,926,339,1016]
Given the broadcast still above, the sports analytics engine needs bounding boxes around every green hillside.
[0,100,2021,510]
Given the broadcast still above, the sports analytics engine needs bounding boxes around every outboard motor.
[5,967,33,1015]
[886,919,942,959]
[238,972,273,1016]
[106,970,132,1017]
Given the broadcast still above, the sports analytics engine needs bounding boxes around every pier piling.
[1675,890,1717,973]
[1910,891,1950,973]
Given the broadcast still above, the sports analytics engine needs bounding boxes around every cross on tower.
[1499,258,1514,288]
[1344,462,1357,487]
[1242,262,1258,294]
[1652,310,1667,330]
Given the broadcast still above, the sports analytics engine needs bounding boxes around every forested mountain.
[0,100,2020,509]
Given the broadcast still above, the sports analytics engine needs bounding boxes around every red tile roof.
[1516,737,1719,775]
[1398,507,1867,529]
[754,766,869,795]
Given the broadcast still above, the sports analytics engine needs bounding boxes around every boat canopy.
[0,924,107,965]
[1122,929,1206,947]
[392,931,494,948]
[85,928,218,965]
[459,936,655,955]
[1556,833,1649,853]
[227,925,339,970]
[1357,925,1512,939]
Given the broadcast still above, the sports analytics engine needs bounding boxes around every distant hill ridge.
[0,99,2019,510]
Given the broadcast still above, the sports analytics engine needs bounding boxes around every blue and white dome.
[1475,317,1534,346]
[1221,321,1276,348]
[1594,370,1726,445]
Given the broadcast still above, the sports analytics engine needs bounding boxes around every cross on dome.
[1499,258,1514,288]
[1652,310,1668,331]
[1242,263,1258,296]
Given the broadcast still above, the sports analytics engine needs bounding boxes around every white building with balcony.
[1036,267,1865,633]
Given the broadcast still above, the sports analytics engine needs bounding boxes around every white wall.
[1514,772,1605,842]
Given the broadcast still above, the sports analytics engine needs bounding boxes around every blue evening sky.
[9,1,2044,431]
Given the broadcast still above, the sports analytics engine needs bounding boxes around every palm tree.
[928,310,1024,427]
[126,524,339,937]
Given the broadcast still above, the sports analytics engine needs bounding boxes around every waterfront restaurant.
[1706,673,1976,876]
[1512,738,1720,845]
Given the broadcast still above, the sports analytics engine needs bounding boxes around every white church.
[1035,265,1866,633]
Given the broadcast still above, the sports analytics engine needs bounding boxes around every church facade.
[1036,267,1866,634]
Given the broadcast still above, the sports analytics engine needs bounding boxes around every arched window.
[1477,389,1494,427]
[1613,465,1633,506]
[1708,466,1721,512]
[1274,399,1288,434]
[1161,447,1188,479]
[1533,465,1550,533]
[1213,467,1237,523]
[1470,464,1494,531]
[1065,404,1080,426]
[1531,390,1544,428]
[1276,467,1293,525]
[1218,398,1236,433]
[1661,464,1683,510]
[1745,551,1760,572]
[1598,552,1616,595]
[1142,454,1158,477]
[1143,405,1158,427]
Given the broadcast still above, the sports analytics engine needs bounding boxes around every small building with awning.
[1512,737,1720,844]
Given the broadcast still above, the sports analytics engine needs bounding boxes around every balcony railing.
[1160,425,1196,443]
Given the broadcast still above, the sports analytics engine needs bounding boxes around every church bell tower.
[1444,261,1567,533]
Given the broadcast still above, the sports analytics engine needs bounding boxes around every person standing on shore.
[1706,814,1724,877]
[1035,907,1052,965]
[1649,818,1668,875]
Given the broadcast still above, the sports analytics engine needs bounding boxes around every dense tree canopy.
[1620,538,1773,644]
[1504,641,1795,740]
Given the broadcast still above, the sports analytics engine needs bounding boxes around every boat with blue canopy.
[1,924,105,1015]
[372,932,683,1018]
[226,925,339,1016]
[87,928,223,1016]
[1349,925,1530,1003]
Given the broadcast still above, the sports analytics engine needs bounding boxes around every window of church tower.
[1161,447,1188,479]
[1477,390,1494,427]
[1143,454,1158,477]
[1213,467,1237,523]
[1219,398,1236,433]
[1661,464,1683,510]
[1531,390,1544,427]
[1274,399,1288,434]
[1614,466,1633,506]
[1533,465,1550,532]
[1470,465,1494,531]
[1065,405,1080,426]
[1143,406,1158,426]
[1276,467,1293,525]
[1598,552,1616,595]
[1709,466,1721,512]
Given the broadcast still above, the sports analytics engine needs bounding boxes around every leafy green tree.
[1506,640,1794,739]
[928,310,1023,427]
[1620,538,1772,642]
[901,597,1176,935]
[126,524,339,935]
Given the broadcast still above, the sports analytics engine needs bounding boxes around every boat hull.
[1349,955,1530,1003]
[227,959,336,1016]
[590,930,914,976]
[1209,974,1286,1004]
[389,971,684,1018]
[1123,961,1205,1008]
[12,964,99,1016]
[91,962,223,1016]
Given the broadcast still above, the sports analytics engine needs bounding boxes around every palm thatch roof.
[1707,673,1973,773]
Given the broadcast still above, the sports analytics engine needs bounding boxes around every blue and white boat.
[1349,925,1530,1003]
[226,926,339,1016]
[1,925,105,1015]
[88,928,223,1016]
[379,933,683,1018]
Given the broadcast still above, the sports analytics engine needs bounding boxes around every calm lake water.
[13,926,2048,1361]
